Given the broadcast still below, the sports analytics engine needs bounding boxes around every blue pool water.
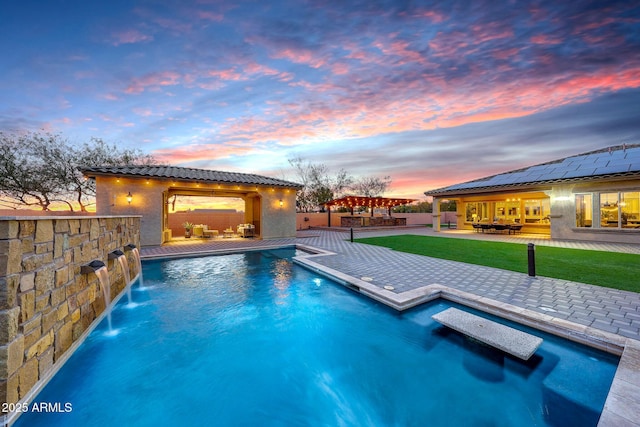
[15,248,618,426]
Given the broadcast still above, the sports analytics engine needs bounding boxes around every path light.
[126,192,133,204]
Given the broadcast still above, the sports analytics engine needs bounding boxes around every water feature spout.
[108,249,125,260]
[124,243,145,289]
[111,249,134,305]
[80,260,114,333]
[80,260,106,274]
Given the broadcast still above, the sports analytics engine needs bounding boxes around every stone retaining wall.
[0,216,140,412]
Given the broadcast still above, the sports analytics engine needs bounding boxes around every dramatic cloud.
[1,0,639,200]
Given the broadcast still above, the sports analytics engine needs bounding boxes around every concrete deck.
[140,226,640,426]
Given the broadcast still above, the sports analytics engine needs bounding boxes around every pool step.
[432,307,543,360]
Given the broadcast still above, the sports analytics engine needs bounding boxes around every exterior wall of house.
[261,189,297,239]
[549,180,640,244]
[95,176,164,246]
[441,177,640,244]
[0,216,140,421]
[93,176,299,245]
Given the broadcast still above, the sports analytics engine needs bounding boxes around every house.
[424,144,640,244]
[82,165,303,246]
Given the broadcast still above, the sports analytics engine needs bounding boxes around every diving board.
[432,307,543,360]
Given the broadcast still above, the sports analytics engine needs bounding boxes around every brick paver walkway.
[141,227,640,341]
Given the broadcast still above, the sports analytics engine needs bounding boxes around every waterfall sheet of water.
[116,256,133,305]
[131,247,145,289]
[93,266,113,333]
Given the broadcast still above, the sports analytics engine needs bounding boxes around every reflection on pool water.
[15,248,618,426]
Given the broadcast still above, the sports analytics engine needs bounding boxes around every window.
[621,192,640,228]
[465,202,489,222]
[600,193,619,227]
[575,194,592,227]
[577,191,640,229]
[495,200,520,222]
[524,199,549,223]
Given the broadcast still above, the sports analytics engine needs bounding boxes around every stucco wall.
[549,182,640,244]
[261,190,297,239]
[95,176,164,246]
[0,216,140,418]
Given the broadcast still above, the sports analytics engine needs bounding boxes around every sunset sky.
[2,0,640,202]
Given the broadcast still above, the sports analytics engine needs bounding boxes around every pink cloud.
[197,11,223,22]
[530,34,563,45]
[110,29,153,46]
[132,107,159,117]
[125,71,182,94]
[208,57,640,152]
[272,48,326,69]
[152,142,264,164]
[207,68,245,81]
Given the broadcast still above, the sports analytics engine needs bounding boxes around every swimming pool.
[14,248,618,426]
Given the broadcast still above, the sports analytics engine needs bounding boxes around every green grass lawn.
[354,234,640,292]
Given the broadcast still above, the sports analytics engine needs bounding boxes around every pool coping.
[293,244,640,427]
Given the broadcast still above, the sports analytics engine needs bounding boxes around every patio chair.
[192,225,204,238]
[493,224,508,233]
[509,224,523,234]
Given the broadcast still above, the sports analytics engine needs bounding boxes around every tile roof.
[81,165,303,188]
[425,144,640,196]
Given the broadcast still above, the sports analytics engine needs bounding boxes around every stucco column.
[433,197,441,232]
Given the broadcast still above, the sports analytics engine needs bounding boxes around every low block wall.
[296,212,457,229]
[0,216,140,416]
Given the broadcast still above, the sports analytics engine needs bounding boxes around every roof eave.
[81,168,303,189]
[424,172,640,197]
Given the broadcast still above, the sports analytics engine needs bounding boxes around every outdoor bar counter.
[340,216,407,227]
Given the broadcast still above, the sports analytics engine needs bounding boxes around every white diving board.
[432,307,543,360]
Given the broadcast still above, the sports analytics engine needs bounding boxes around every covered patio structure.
[324,196,415,227]
[82,165,302,246]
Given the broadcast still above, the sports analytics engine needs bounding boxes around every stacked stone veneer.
[0,216,140,408]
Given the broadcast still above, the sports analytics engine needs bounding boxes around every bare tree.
[0,132,156,211]
[0,133,66,210]
[288,157,353,212]
[350,175,392,197]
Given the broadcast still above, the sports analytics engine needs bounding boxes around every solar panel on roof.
[541,169,569,180]
[595,164,631,174]
[523,165,548,173]
[625,149,640,161]
[562,168,596,179]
